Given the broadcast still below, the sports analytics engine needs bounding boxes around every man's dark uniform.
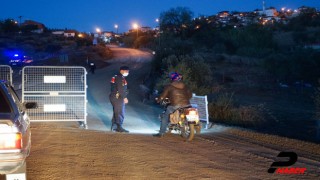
[109,68,129,132]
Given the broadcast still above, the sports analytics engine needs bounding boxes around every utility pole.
[18,16,22,26]
[262,1,266,16]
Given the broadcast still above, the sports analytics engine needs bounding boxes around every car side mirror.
[24,102,38,109]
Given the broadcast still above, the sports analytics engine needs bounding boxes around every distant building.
[51,29,78,37]
[128,26,152,33]
[63,30,78,37]
[102,31,113,37]
[101,31,114,43]
[52,31,64,35]
[217,11,230,18]
[255,8,278,17]
[21,20,45,33]
[140,26,152,33]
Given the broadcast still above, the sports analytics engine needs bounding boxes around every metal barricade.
[0,65,13,86]
[190,94,210,129]
[22,66,87,128]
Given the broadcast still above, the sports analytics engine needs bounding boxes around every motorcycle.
[158,98,201,141]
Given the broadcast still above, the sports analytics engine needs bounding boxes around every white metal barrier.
[22,66,87,128]
[0,65,13,86]
[190,94,210,129]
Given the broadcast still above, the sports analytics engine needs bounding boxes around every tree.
[287,6,320,30]
[20,24,39,33]
[159,7,194,37]
[0,19,19,33]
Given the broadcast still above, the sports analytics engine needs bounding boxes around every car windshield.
[0,87,12,113]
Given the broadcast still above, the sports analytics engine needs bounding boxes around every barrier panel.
[0,65,13,86]
[190,94,210,129]
[22,66,87,128]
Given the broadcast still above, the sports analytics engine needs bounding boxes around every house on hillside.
[102,31,113,37]
[216,11,231,25]
[21,20,46,33]
[140,26,152,33]
[52,31,64,35]
[101,31,114,43]
[255,8,279,17]
[217,11,230,18]
[63,30,77,37]
[51,29,78,37]
[128,26,152,34]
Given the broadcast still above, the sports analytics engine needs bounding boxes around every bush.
[208,92,266,127]
[88,45,113,59]
[236,47,274,58]
[155,54,213,95]
[263,49,320,83]
[208,92,235,121]
[45,44,62,53]
[231,104,266,126]
[314,80,320,119]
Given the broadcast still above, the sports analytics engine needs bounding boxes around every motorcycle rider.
[153,72,192,137]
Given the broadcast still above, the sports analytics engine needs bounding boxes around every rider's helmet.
[169,72,182,81]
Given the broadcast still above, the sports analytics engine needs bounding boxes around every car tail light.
[0,133,22,150]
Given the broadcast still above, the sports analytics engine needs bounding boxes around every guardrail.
[190,94,210,129]
[22,66,88,128]
[0,65,13,86]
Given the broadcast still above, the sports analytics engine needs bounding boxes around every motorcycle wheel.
[195,123,201,134]
[187,124,195,141]
[181,124,195,141]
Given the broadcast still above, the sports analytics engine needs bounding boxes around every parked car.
[0,81,37,177]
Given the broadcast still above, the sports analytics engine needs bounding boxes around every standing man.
[109,66,130,133]
[89,62,96,74]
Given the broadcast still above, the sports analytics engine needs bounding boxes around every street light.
[114,24,118,34]
[156,18,161,47]
[96,28,101,36]
[132,23,139,38]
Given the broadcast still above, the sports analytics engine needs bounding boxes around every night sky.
[1,0,319,33]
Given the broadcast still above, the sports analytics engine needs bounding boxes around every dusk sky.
[1,0,319,33]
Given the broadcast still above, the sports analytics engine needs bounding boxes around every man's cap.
[120,66,129,70]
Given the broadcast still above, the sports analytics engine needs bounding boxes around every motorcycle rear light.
[187,110,198,115]
[0,133,22,150]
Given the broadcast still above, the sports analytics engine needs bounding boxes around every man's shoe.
[118,127,129,133]
[153,133,164,138]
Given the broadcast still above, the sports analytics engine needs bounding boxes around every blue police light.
[14,54,19,57]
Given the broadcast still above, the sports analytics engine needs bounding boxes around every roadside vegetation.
[0,22,112,68]
[143,7,320,142]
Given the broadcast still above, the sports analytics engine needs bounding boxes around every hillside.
[0,33,112,68]
[199,52,318,143]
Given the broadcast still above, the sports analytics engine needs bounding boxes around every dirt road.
[18,46,320,179]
